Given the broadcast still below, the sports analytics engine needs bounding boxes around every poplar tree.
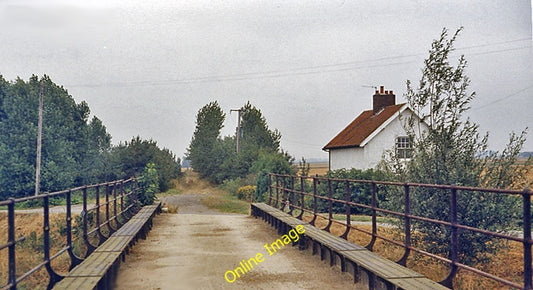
[384,28,530,265]
[186,101,225,181]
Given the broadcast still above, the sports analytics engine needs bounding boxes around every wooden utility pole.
[230,109,242,153]
[35,81,43,196]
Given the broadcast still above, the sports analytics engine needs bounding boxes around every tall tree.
[186,101,225,181]
[240,102,281,153]
[0,75,116,198]
[228,102,282,177]
[384,28,529,265]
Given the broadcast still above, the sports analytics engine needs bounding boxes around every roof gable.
[323,103,406,150]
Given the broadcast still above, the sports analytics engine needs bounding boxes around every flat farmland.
[307,162,329,176]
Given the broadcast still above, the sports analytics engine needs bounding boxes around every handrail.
[268,173,532,289]
[0,178,139,290]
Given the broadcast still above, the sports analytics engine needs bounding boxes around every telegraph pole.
[230,109,242,153]
[35,80,43,196]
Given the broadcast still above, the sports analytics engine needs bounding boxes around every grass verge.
[201,192,249,214]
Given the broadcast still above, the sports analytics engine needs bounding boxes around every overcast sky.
[0,0,531,160]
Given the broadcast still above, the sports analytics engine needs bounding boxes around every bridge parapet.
[268,173,532,289]
[0,178,140,289]
[252,202,448,289]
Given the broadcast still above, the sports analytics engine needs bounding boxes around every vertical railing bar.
[66,189,82,269]
[8,198,16,290]
[275,175,279,209]
[43,193,62,288]
[440,186,459,288]
[105,184,110,229]
[310,177,317,226]
[288,176,295,215]
[341,180,351,239]
[268,174,273,206]
[105,183,116,234]
[113,182,121,227]
[95,185,105,244]
[82,186,95,256]
[523,188,532,289]
[323,179,333,232]
[366,182,377,251]
[120,180,125,221]
[298,176,304,220]
[398,184,411,266]
[280,176,284,211]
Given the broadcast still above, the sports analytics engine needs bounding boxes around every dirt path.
[114,193,356,289]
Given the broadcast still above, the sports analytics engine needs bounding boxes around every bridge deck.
[112,193,356,289]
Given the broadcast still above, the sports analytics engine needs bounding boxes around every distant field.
[308,162,329,176]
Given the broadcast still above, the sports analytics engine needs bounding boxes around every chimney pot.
[373,87,396,114]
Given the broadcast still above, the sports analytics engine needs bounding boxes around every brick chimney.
[373,86,395,114]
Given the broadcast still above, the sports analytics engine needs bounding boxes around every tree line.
[0,75,181,201]
[186,101,294,200]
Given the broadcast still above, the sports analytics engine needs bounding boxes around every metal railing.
[268,173,532,289]
[0,178,139,290]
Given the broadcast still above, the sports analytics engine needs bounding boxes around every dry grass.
[0,213,74,289]
[166,171,250,215]
[307,162,329,176]
[163,203,179,214]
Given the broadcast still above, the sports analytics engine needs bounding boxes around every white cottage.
[323,86,425,170]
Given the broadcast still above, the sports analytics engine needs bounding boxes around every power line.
[66,37,531,88]
[472,84,533,111]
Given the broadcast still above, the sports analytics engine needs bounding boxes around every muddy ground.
[114,193,357,289]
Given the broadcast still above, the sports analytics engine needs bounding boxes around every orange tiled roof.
[323,103,406,150]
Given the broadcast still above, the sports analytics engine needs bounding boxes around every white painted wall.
[328,109,425,170]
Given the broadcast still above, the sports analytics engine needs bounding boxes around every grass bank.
[161,170,249,215]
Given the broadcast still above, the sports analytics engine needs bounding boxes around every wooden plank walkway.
[251,202,449,290]
[53,202,161,290]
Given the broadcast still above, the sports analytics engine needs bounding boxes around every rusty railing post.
[310,177,318,226]
[288,176,295,215]
[120,180,126,220]
[95,185,106,244]
[105,183,115,234]
[366,182,377,251]
[323,179,333,232]
[66,189,82,270]
[297,176,304,220]
[113,182,122,228]
[523,188,532,289]
[280,176,284,211]
[82,186,96,256]
[275,175,280,208]
[397,183,411,266]
[8,198,16,290]
[341,180,351,239]
[441,186,459,288]
[43,194,62,288]
[268,174,273,205]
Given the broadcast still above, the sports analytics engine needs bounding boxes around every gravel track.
[114,193,356,289]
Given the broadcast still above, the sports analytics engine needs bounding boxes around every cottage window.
[396,136,412,159]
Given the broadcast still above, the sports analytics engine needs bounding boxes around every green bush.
[220,178,243,196]
[253,150,294,202]
[138,163,159,206]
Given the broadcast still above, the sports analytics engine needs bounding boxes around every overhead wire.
[66,37,531,88]
[472,84,533,111]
